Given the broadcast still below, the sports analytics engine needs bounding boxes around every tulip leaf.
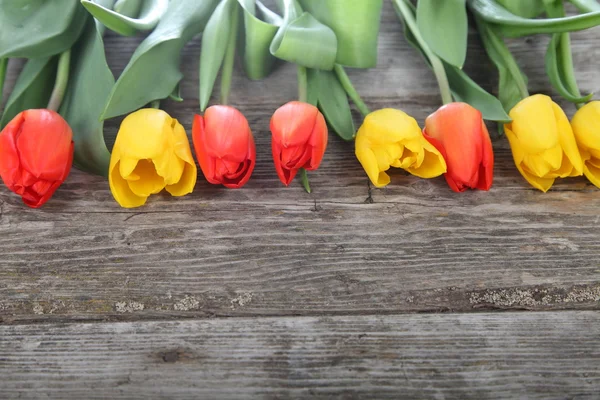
[270,0,338,70]
[569,0,600,13]
[475,17,528,119]
[543,0,593,104]
[0,57,57,129]
[416,0,467,68]
[298,0,383,68]
[444,63,511,122]
[113,0,143,17]
[494,0,545,18]
[81,0,168,36]
[468,0,600,37]
[238,0,281,80]
[169,83,184,102]
[308,69,355,141]
[60,11,115,177]
[199,0,237,111]
[0,0,88,59]
[0,58,7,106]
[101,0,219,120]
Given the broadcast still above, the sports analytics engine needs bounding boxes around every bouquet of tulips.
[0,0,599,209]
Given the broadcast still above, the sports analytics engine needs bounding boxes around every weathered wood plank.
[1,311,599,399]
[1,3,600,323]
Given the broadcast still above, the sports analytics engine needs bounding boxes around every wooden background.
[1,2,600,399]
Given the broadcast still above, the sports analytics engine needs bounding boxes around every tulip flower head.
[109,109,197,208]
[192,106,256,189]
[571,101,600,188]
[355,108,446,188]
[423,102,494,192]
[270,101,328,186]
[0,109,74,208]
[504,94,583,192]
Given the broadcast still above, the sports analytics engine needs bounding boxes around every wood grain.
[1,311,599,399]
[1,2,600,324]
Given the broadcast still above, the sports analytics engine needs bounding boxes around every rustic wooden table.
[1,3,600,399]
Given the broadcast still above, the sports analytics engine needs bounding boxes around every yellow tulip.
[504,94,583,192]
[571,101,600,188]
[355,108,446,188]
[109,109,197,208]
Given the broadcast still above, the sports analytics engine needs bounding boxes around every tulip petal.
[0,113,25,188]
[404,138,447,179]
[583,164,600,188]
[165,163,197,196]
[356,145,391,188]
[552,102,583,177]
[126,159,165,197]
[109,160,148,208]
[506,127,554,192]
[476,122,494,191]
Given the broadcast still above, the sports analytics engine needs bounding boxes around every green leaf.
[169,83,183,102]
[308,69,355,141]
[544,0,593,104]
[494,0,545,18]
[298,0,383,68]
[60,11,115,177]
[417,0,467,68]
[0,58,7,106]
[114,0,142,17]
[444,63,511,122]
[270,0,338,70]
[569,0,600,13]
[0,57,57,129]
[0,0,87,58]
[475,17,528,114]
[199,0,237,111]
[238,0,281,80]
[545,34,592,103]
[81,0,168,36]
[468,0,600,37]
[101,0,219,120]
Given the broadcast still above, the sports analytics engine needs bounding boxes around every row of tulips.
[3,93,598,209]
[0,101,328,208]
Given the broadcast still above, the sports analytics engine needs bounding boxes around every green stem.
[334,64,371,117]
[393,0,453,105]
[300,168,311,193]
[47,50,71,111]
[547,1,585,108]
[0,58,7,106]
[297,65,308,103]
[220,3,240,106]
[476,17,530,100]
[149,100,160,109]
[569,0,600,13]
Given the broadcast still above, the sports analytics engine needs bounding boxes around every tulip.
[571,101,600,188]
[192,106,256,189]
[504,94,583,192]
[270,101,328,186]
[355,108,446,188]
[423,102,494,192]
[0,109,73,208]
[109,109,197,208]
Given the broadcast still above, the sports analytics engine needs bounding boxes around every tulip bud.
[192,106,256,189]
[504,94,583,192]
[355,108,446,188]
[571,101,600,188]
[270,101,328,186]
[0,109,74,208]
[109,109,197,208]
[423,102,494,192]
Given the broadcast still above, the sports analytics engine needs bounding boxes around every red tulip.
[192,105,256,189]
[423,102,494,192]
[0,109,74,208]
[270,101,328,185]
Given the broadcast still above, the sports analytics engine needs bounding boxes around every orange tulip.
[0,109,74,208]
[423,102,494,192]
[270,101,328,185]
[192,106,256,189]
